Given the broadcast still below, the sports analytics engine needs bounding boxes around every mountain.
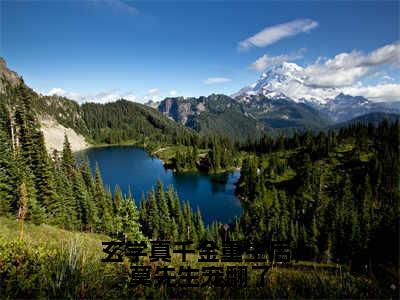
[233,62,400,122]
[233,62,335,104]
[334,112,400,128]
[0,58,21,88]
[144,99,160,109]
[238,94,332,130]
[158,94,263,140]
[80,99,195,145]
[309,93,400,123]
[157,92,331,137]
[0,58,196,151]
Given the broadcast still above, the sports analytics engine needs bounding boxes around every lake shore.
[75,145,243,224]
[75,142,243,175]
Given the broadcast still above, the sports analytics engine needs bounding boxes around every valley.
[0,58,398,298]
[1,1,399,298]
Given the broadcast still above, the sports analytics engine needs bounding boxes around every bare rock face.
[158,97,194,125]
[39,116,90,153]
[144,99,160,109]
[0,58,91,152]
[195,102,206,114]
[0,57,22,90]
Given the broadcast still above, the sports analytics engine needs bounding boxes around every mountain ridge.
[0,58,196,152]
[1,57,399,145]
[233,62,400,122]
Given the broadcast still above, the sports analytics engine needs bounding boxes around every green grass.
[269,168,297,183]
[0,216,388,299]
[0,217,126,299]
[151,144,188,164]
[335,143,354,153]
[0,217,109,250]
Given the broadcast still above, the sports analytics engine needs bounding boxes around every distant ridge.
[333,112,400,129]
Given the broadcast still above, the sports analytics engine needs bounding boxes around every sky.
[1,0,399,103]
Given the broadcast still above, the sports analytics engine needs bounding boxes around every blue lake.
[76,146,242,224]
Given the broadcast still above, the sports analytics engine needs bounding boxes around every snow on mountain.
[233,62,400,122]
[233,62,340,104]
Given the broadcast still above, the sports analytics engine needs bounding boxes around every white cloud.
[143,88,162,102]
[169,90,177,96]
[238,19,318,51]
[44,88,137,103]
[382,75,395,83]
[203,77,231,85]
[302,43,400,88]
[98,0,138,15]
[48,88,67,96]
[243,43,400,102]
[148,88,159,94]
[251,49,305,71]
[342,83,400,101]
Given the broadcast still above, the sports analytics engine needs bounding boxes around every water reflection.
[76,146,242,224]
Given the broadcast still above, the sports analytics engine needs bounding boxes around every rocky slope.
[157,92,330,136]
[0,58,194,152]
[158,94,263,140]
[0,59,91,152]
[39,116,90,152]
[233,62,400,122]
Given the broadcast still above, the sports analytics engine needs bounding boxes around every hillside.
[240,95,332,131]
[334,112,400,128]
[81,99,196,146]
[0,216,386,299]
[158,94,264,140]
[157,93,332,139]
[0,58,197,152]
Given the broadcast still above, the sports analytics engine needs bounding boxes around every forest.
[0,82,399,298]
[236,122,399,270]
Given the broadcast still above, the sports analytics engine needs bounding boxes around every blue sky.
[1,0,399,103]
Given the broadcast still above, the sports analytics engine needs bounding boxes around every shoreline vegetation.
[76,139,242,175]
[0,81,398,298]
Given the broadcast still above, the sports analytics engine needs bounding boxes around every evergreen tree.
[94,164,113,232]
[116,191,143,241]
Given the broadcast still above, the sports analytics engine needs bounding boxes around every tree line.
[1,82,398,273]
[235,120,399,271]
[0,83,213,243]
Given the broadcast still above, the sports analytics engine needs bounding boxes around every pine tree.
[155,180,171,238]
[12,136,46,225]
[114,185,123,214]
[138,193,148,234]
[31,131,57,210]
[80,160,96,196]
[94,164,113,233]
[62,134,75,173]
[14,85,38,166]
[116,191,143,241]
[0,129,16,215]
[71,170,92,231]
[147,189,160,239]
[195,206,205,240]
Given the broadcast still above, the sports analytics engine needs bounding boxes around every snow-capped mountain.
[233,62,337,104]
[233,62,400,122]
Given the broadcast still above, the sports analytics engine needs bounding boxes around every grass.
[0,217,109,249]
[269,168,297,183]
[0,216,389,299]
[0,217,126,299]
[335,143,354,153]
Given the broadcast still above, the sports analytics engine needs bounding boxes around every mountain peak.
[0,57,22,89]
[233,61,307,102]
[280,61,303,71]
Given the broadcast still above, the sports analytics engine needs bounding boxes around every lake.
[76,146,242,224]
